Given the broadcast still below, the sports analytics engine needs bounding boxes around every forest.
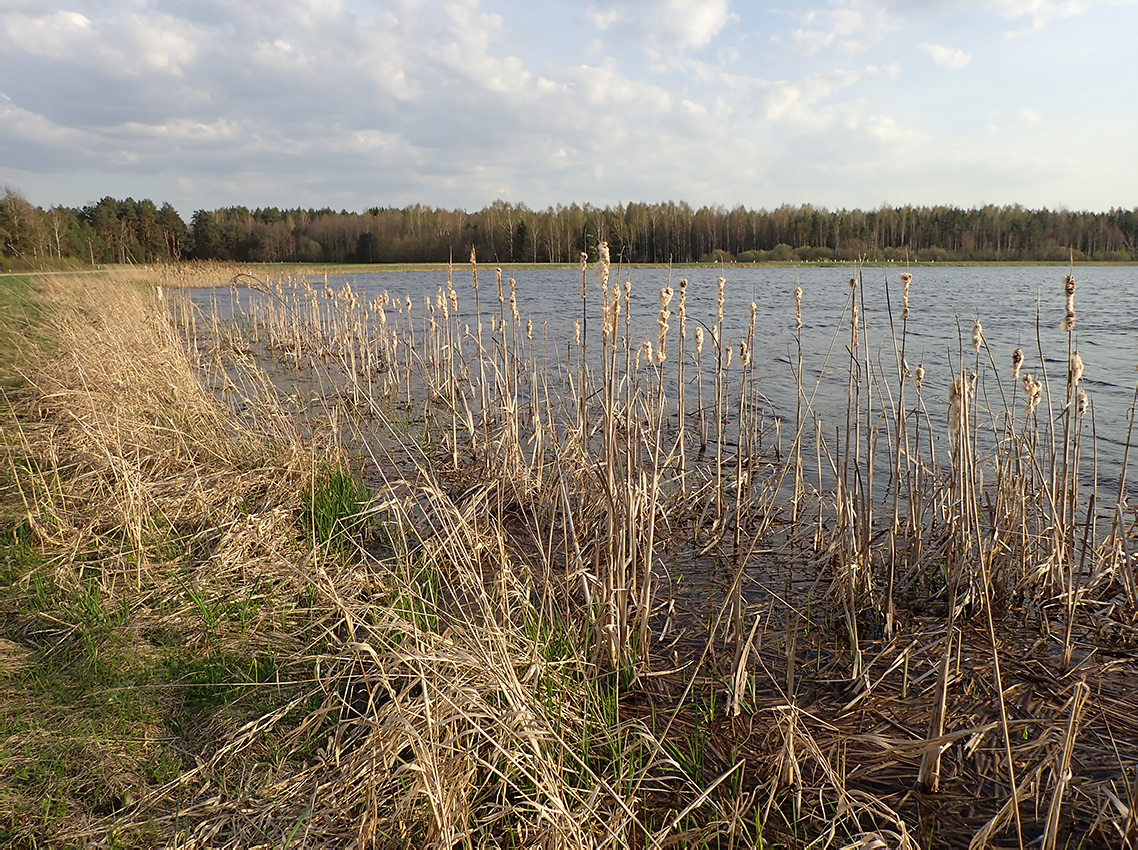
[1,185,1135,267]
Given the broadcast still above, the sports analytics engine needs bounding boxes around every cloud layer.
[1,0,1135,214]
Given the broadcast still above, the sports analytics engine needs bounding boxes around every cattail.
[496,268,504,304]
[599,241,610,290]
[1024,373,1043,415]
[740,339,750,366]
[914,363,925,392]
[490,314,498,333]
[794,286,803,329]
[580,252,588,300]
[526,319,533,340]
[1077,389,1089,415]
[573,319,581,346]
[470,247,478,289]
[643,339,653,367]
[968,372,977,398]
[948,377,964,435]
[725,346,733,368]
[717,276,725,324]
[900,272,912,320]
[851,304,859,347]
[695,326,705,355]
[657,286,673,360]
[1069,351,1084,386]
[1064,275,1077,331]
[712,326,720,349]
[611,285,620,337]
[1012,348,1024,381]
[678,278,688,337]
[971,319,983,354]
[509,277,520,324]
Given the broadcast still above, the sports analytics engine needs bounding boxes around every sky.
[1,0,1136,218]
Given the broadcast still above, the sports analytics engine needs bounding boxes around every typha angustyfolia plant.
[676,277,688,494]
[146,259,1138,848]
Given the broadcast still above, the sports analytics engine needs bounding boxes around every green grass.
[303,466,372,552]
[0,275,50,391]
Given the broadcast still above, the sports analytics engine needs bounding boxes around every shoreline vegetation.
[2,187,1136,270]
[3,260,1138,848]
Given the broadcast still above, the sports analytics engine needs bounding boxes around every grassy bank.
[3,261,1138,848]
[0,272,744,846]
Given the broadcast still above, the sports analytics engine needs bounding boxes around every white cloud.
[781,2,899,55]
[762,70,860,129]
[919,42,972,69]
[585,0,734,51]
[992,0,1136,31]
[791,28,836,56]
[1,10,199,77]
[1015,106,1041,126]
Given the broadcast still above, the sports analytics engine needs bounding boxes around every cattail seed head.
[496,268,504,304]
[526,319,533,340]
[1063,309,1076,332]
[574,319,580,346]
[1024,374,1043,415]
[948,377,965,435]
[900,272,912,320]
[1077,389,1089,415]
[1012,348,1024,381]
[914,363,925,392]
[678,278,688,337]
[971,319,983,354]
[1069,351,1084,386]
[968,372,977,398]
[851,304,859,347]
[794,286,803,329]
[725,347,733,368]
[695,326,705,354]
[717,276,725,325]
[1064,274,1076,297]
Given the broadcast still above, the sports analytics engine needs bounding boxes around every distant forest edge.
[1,186,1135,268]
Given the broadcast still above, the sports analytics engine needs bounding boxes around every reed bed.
[4,261,1138,847]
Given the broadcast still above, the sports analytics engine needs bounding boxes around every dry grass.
[3,262,1138,848]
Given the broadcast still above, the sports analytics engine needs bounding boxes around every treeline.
[0,189,188,265]
[2,186,1135,267]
